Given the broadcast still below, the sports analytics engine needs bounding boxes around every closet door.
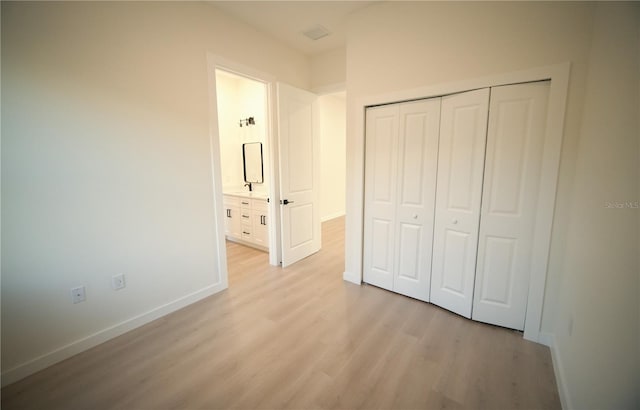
[363,104,399,290]
[392,99,440,301]
[472,82,550,330]
[430,88,490,318]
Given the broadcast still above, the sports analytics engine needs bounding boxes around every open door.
[277,83,321,267]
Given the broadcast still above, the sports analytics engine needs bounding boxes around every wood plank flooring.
[1,217,561,409]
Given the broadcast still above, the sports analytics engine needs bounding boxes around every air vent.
[303,25,330,41]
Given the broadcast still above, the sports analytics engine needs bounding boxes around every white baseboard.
[539,332,573,410]
[343,271,361,285]
[1,282,227,387]
[321,211,346,223]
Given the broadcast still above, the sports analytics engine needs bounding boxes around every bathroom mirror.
[243,142,264,185]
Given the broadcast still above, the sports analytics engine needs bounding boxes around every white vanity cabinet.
[223,196,242,239]
[223,193,269,250]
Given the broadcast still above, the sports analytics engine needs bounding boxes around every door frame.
[206,53,282,280]
[346,63,570,342]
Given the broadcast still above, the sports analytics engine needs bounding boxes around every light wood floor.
[2,217,560,409]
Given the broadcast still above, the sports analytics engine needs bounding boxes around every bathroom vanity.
[223,192,269,251]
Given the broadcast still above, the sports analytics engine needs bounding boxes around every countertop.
[223,191,269,200]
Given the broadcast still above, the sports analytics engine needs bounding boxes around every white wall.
[216,71,269,195]
[311,47,346,93]
[318,92,346,221]
[550,4,639,409]
[344,2,639,408]
[1,1,309,384]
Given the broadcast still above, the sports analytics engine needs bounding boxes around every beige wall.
[551,4,639,409]
[1,0,309,380]
[345,2,638,408]
[318,93,346,221]
[311,47,346,92]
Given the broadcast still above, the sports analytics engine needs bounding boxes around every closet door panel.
[430,88,490,318]
[363,105,399,290]
[472,82,549,330]
[393,98,441,301]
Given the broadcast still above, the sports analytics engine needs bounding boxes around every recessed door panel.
[430,88,490,318]
[447,106,483,212]
[372,116,397,204]
[371,218,393,273]
[289,203,313,248]
[397,223,421,281]
[485,100,530,216]
[441,229,470,295]
[477,236,517,305]
[472,81,549,330]
[287,102,314,194]
[399,113,427,206]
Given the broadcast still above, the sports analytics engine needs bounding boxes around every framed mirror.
[243,142,264,184]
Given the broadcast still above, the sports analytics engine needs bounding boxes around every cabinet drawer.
[240,210,252,223]
[253,199,268,212]
[239,198,251,208]
[224,195,240,207]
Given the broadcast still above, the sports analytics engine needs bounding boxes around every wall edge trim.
[539,331,573,410]
[1,282,226,387]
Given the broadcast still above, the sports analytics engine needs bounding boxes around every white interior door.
[363,104,399,290]
[430,88,490,318]
[392,99,440,301]
[472,82,550,330]
[277,83,321,267]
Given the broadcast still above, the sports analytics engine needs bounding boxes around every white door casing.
[277,83,321,267]
[430,88,490,318]
[363,99,440,301]
[472,82,550,330]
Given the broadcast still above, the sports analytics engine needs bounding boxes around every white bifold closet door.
[430,88,490,318]
[363,98,440,301]
[472,82,550,330]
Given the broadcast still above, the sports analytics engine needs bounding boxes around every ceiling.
[209,1,379,56]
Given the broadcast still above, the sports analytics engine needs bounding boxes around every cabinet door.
[252,209,269,247]
[223,196,242,239]
[225,203,242,239]
[430,88,490,318]
[472,82,549,330]
[392,98,440,302]
[252,199,269,247]
[363,104,399,291]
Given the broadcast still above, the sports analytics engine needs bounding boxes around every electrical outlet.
[112,274,126,290]
[71,286,86,304]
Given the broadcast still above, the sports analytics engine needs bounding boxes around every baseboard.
[343,271,361,285]
[321,211,345,223]
[539,332,573,410]
[1,282,227,387]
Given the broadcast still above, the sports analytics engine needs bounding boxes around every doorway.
[207,54,335,289]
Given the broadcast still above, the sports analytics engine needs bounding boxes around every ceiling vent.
[303,25,330,41]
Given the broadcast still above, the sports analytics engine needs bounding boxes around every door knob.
[280,199,294,205]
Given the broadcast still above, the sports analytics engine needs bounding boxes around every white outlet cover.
[71,286,86,304]
[112,274,126,290]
